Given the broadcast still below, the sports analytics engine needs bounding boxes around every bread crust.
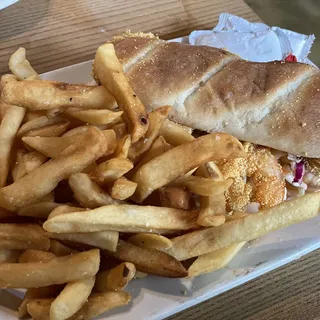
[114,38,320,157]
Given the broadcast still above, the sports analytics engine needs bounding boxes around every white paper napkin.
[189,13,315,64]
[0,0,19,10]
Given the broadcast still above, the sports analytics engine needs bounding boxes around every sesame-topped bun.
[113,36,320,158]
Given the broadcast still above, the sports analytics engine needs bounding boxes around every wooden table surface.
[0,1,319,320]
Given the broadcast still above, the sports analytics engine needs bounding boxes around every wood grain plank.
[0,0,259,75]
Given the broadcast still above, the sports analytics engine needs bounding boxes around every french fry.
[0,74,17,92]
[27,291,131,320]
[93,43,149,142]
[187,242,246,277]
[127,135,172,178]
[0,248,21,263]
[128,106,171,163]
[0,100,9,121]
[43,204,198,234]
[196,162,227,227]
[111,177,137,200]
[18,249,56,263]
[22,135,77,158]
[94,262,136,292]
[0,249,100,288]
[113,134,131,158]
[49,239,79,256]
[92,158,133,185]
[0,224,50,250]
[49,230,119,251]
[0,206,17,220]
[24,110,47,122]
[2,80,117,110]
[50,276,95,320]
[159,186,192,210]
[180,175,233,197]
[65,108,123,125]
[159,119,194,146]
[112,122,127,139]
[101,129,117,156]
[168,193,320,260]
[0,105,26,187]
[62,125,89,137]
[105,240,187,278]
[12,150,48,181]
[132,133,245,202]
[9,47,40,80]
[17,115,65,138]
[128,233,172,250]
[69,173,120,208]
[18,202,61,219]
[18,285,62,318]
[24,120,70,138]
[0,127,107,211]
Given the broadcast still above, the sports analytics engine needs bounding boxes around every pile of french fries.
[0,44,319,320]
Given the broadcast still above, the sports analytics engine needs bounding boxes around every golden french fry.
[128,106,171,163]
[0,100,10,121]
[22,135,77,158]
[95,262,136,292]
[0,74,17,92]
[18,285,62,318]
[27,291,131,320]
[18,249,56,263]
[112,122,127,139]
[159,186,192,210]
[114,134,131,158]
[181,176,233,197]
[62,125,89,137]
[2,80,117,110]
[101,129,117,156]
[159,119,194,146]
[0,249,100,288]
[69,173,120,208]
[8,47,40,80]
[111,176,137,200]
[132,133,245,202]
[18,202,61,219]
[49,239,79,256]
[17,115,65,138]
[65,108,123,125]
[196,162,227,227]
[0,105,26,187]
[0,207,17,220]
[127,135,172,179]
[48,205,85,219]
[50,276,95,320]
[44,204,198,234]
[0,127,107,211]
[92,158,133,185]
[12,150,48,181]
[168,193,320,260]
[187,242,246,277]
[0,224,50,250]
[49,230,119,252]
[128,233,172,250]
[24,110,47,122]
[0,248,22,263]
[105,240,187,278]
[23,120,70,138]
[93,43,149,143]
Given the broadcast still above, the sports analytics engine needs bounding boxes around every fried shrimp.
[244,143,285,209]
[217,143,285,212]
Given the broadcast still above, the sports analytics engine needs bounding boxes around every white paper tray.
[1,37,320,320]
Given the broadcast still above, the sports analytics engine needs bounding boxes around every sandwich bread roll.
[113,36,320,158]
